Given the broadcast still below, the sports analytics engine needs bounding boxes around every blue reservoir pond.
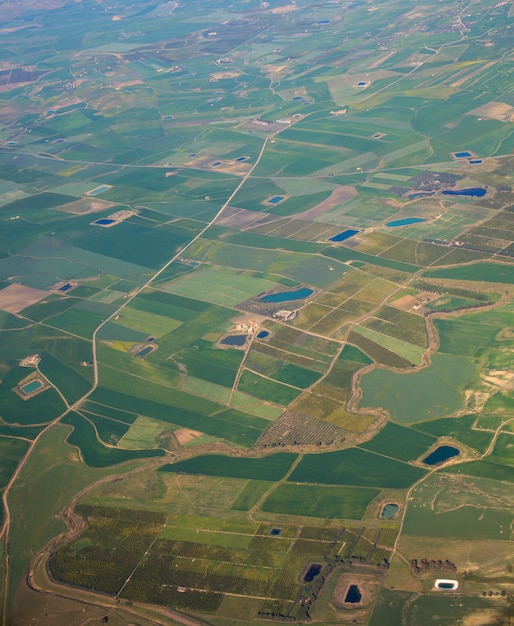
[260,287,314,303]
[345,585,362,604]
[220,334,247,347]
[303,564,322,582]
[267,195,285,204]
[135,345,156,357]
[454,151,472,158]
[88,184,110,195]
[329,229,359,242]
[423,445,460,466]
[257,330,269,339]
[21,380,43,394]
[442,188,486,197]
[381,503,399,519]
[94,218,115,226]
[386,217,426,228]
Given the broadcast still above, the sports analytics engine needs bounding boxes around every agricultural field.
[0,0,514,624]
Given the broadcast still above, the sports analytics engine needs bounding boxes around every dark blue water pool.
[454,151,472,158]
[257,330,269,339]
[136,346,155,357]
[468,159,482,164]
[442,188,486,197]
[386,217,426,227]
[267,195,285,204]
[220,334,247,346]
[345,585,362,603]
[423,445,460,466]
[260,287,313,303]
[303,564,322,582]
[329,229,359,242]
[94,218,115,225]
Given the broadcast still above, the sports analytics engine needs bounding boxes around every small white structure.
[434,579,458,591]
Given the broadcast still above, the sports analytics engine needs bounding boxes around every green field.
[159,452,297,481]
[2,0,514,622]
[261,484,379,519]
[359,354,477,423]
[289,447,426,488]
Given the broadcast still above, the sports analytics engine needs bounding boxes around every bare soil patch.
[0,284,49,313]
[295,185,357,221]
[270,4,297,13]
[174,428,203,445]
[57,198,116,215]
[470,100,514,122]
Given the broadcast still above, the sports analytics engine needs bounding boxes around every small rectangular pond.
[442,187,486,197]
[329,229,359,242]
[21,380,44,394]
[87,184,111,196]
[93,218,116,226]
[266,195,285,205]
[386,217,426,227]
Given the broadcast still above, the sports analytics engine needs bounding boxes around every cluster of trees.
[410,558,457,574]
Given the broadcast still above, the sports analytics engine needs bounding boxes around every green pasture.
[403,502,512,540]
[353,325,425,364]
[4,428,105,611]
[289,447,425,489]
[231,480,274,511]
[182,376,231,403]
[261,484,379,519]
[0,438,29,491]
[113,306,182,337]
[370,590,414,626]
[80,412,131,445]
[445,460,514,483]
[159,452,297,481]
[416,414,492,454]
[435,316,507,357]
[229,391,283,420]
[96,344,183,389]
[424,262,514,284]
[88,387,266,447]
[163,266,278,305]
[359,354,477,423]
[347,330,412,369]
[361,423,436,462]
[404,595,506,626]
[176,340,243,387]
[362,304,428,348]
[118,416,173,449]
[238,370,302,405]
[0,367,66,425]
[63,413,165,467]
[38,352,91,404]
[146,304,234,357]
